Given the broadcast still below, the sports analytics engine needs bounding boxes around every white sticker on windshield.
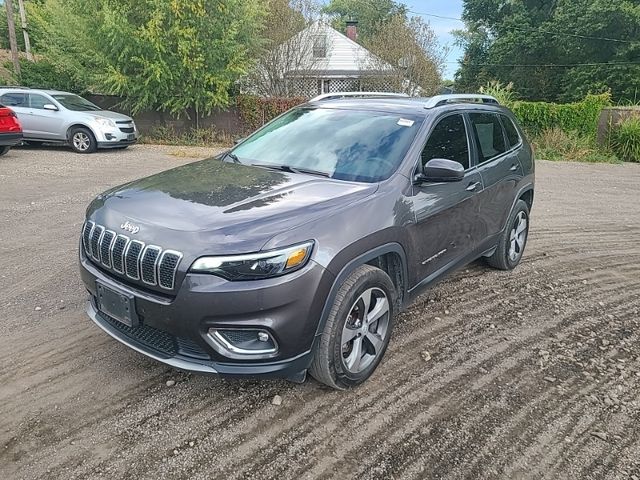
[397,118,415,127]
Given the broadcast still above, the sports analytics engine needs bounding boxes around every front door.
[25,93,64,141]
[408,113,485,285]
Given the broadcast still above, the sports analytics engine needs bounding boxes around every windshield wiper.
[224,152,241,163]
[251,163,330,178]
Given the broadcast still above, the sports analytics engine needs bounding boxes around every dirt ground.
[1,144,639,480]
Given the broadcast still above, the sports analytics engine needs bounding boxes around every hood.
[90,110,133,122]
[88,158,377,255]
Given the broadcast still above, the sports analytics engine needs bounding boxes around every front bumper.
[92,124,139,148]
[79,252,333,378]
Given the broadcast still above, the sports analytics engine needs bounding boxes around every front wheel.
[309,265,396,389]
[69,127,97,154]
[486,199,530,270]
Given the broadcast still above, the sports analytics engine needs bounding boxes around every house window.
[313,35,327,58]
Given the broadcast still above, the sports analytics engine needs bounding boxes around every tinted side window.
[29,94,49,109]
[1,93,26,107]
[501,115,521,148]
[421,114,470,170]
[469,113,507,163]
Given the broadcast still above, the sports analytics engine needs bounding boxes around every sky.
[402,0,466,80]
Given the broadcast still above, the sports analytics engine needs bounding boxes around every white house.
[250,20,397,98]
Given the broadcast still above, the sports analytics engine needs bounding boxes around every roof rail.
[424,94,499,109]
[310,91,410,102]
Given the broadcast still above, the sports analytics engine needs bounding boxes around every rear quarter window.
[501,115,522,148]
[469,112,507,163]
[0,93,26,107]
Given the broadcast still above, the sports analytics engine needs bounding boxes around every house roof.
[287,22,392,75]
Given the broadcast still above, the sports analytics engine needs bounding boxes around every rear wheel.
[0,146,10,156]
[486,199,530,270]
[310,265,396,389]
[70,127,97,154]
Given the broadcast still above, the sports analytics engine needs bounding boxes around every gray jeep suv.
[79,93,534,389]
[0,87,138,153]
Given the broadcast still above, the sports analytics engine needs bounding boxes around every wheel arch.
[501,183,534,232]
[314,242,408,338]
[66,123,97,142]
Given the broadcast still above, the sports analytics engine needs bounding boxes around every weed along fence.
[597,106,640,144]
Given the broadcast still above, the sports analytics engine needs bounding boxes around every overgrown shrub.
[479,81,517,106]
[531,128,619,163]
[141,126,233,147]
[609,116,640,163]
[237,95,305,131]
[511,93,611,138]
[11,59,91,93]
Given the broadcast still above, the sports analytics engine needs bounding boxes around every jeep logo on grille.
[120,221,140,234]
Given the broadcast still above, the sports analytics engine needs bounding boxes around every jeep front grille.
[82,221,183,290]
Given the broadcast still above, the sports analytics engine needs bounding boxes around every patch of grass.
[609,115,640,163]
[141,125,234,148]
[531,128,620,163]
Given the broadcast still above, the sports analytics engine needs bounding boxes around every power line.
[446,61,640,67]
[344,0,637,44]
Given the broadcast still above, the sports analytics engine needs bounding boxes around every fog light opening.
[206,328,278,360]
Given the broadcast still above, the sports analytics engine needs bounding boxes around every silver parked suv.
[0,87,138,153]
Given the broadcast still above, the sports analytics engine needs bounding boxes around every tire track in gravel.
[2,152,639,480]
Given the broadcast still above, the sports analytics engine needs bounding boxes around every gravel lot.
[1,144,639,480]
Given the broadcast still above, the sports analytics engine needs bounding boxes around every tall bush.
[236,95,305,131]
[511,93,611,138]
[609,116,640,163]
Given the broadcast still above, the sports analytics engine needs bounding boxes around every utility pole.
[17,0,33,61]
[5,0,21,77]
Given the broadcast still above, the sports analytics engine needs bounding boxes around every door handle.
[509,164,518,171]
[466,181,481,191]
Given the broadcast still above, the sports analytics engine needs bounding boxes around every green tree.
[455,0,640,102]
[99,0,265,117]
[322,0,406,41]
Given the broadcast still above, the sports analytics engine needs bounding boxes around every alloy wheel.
[508,211,528,261]
[73,132,91,151]
[341,287,390,374]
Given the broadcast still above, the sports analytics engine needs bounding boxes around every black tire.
[0,146,10,156]
[309,264,396,390]
[69,127,97,154]
[486,199,530,270]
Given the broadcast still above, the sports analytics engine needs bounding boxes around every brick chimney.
[346,20,358,42]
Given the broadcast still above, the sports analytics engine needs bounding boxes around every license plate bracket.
[96,281,138,327]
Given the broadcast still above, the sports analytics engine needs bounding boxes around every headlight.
[94,117,116,128]
[190,241,314,280]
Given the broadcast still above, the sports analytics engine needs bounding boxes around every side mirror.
[416,158,465,183]
[233,137,245,145]
[43,104,59,111]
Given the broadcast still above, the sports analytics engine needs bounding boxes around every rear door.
[468,111,524,242]
[408,113,485,283]
[26,93,64,140]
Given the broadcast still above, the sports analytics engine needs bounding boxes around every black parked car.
[79,93,534,389]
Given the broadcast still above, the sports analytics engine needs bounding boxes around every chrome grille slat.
[140,246,161,285]
[112,234,129,274]
[82,221,182,291]
[90,225,104,262]
[124,240,145,280]
[100,230,116,268]
[158,250,183,290]
[82,221,95,257]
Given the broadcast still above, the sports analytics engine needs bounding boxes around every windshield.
[52,94,101,111]
[231,107,422,182]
